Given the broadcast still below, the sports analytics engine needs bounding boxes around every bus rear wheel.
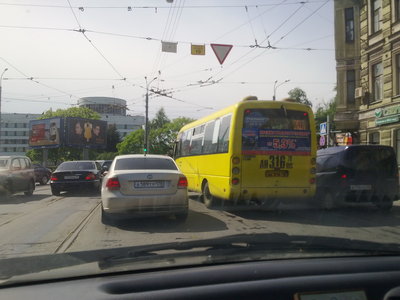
[202,182,216,208]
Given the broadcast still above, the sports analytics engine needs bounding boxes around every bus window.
[203,121,217,154]
[244,109,310,131]
[218,115,231,153]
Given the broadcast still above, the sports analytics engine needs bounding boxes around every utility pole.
[273,79,290,101]
[0,68,8,146]
[144,76,157,155]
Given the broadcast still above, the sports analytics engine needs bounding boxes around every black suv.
[316,145,399,210]
[33,164,52,185]
[0,156,35,196]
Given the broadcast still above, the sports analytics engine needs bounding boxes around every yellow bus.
[174,96,317,208]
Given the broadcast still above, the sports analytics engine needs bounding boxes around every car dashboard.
[2,255,400,300]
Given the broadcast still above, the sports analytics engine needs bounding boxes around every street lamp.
[144,76,157,155]
[0,68,8,145]
[273,79,290,101]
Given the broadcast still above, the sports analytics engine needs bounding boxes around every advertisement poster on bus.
[66,117,107,148]
[28,118,63,148]
[242,129,311,156]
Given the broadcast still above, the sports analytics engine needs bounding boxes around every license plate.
[134,181,164,188]
[64,175,79,180]
[350,185,372,191]
[265,170,289,177]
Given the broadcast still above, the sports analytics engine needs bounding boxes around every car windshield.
[57,162,95,171]
[114,157,177,170]
[2,0,400,287]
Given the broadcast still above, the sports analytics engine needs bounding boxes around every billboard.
[66,117,107,148]
[29,118,63,148]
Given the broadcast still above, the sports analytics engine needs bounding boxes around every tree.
[117,129,145,154]
[40,107,100,120]
[150,107,170,129]
[116,113,194,156]
[105,124,121,152]
[288,88,313,107]
[314,96,337,131]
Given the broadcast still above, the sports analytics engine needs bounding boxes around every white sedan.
[101,154,189,223]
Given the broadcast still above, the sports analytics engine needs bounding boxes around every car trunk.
[115,170,182,196]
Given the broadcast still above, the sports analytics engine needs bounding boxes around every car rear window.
[57,162,95,171]
[114,157,178,170]
[343,147,397,176]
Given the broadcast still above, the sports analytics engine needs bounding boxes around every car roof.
[114,154,173,160]
[317,145,394,156]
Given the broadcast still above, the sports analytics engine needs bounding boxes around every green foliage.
[40,107,100,120]
[117,129,145,154]
[116,108,194,156]
[150,107,170,129]
[105,124,121,152]
[314,96,337,131]
[288,88,313,107]
[96,152,118,160]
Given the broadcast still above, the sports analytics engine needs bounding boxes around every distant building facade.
[0,113,41,155]
[334,0,400,163]
[0,97,144,155]
[78,97,144,139]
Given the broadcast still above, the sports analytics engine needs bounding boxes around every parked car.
[316,145,399,210]
[0,156,35,196]
[33,164,52,185]
[50,161,102,196]
[101,154,189,223]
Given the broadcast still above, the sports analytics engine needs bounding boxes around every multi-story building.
[0,97,144,155]
[0,113,41,155]
[334,0,400,162]
[78,97,144,138]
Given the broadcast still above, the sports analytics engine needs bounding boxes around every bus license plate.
[265,170,289,177]
[134,181,164,188]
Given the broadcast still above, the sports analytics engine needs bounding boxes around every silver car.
[101,154,189,223]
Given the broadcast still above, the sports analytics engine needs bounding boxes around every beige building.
[334,0,400,162]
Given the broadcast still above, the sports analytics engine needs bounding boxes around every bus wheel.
[202,182,215,208]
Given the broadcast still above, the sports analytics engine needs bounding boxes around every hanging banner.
[210,43,233,64]
[191,44,205,55]
[161,41,178,53]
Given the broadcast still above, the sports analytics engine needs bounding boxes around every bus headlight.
[232,178,240,185]
[232,167,240,175]
[232,157,240,164]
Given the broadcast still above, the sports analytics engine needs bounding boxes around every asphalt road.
[0,184,400,259]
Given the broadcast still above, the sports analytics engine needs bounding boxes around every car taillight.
[341,174,347,179]
[51,175,58,181]
[85,173,96,180]
[106,177,120,190]
[177,177,188,188]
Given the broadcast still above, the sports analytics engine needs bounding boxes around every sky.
[0,0,335,120]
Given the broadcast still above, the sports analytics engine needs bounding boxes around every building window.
[347,70,356,104]
[372,0,382,33]
[372,62,383,102]
[396,0,400,21]
[345,7,354,42]
[369,132,380,144]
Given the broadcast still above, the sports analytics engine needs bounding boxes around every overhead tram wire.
[0,1,331,10]
[0,57,80,101]
[66,0,126,81]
